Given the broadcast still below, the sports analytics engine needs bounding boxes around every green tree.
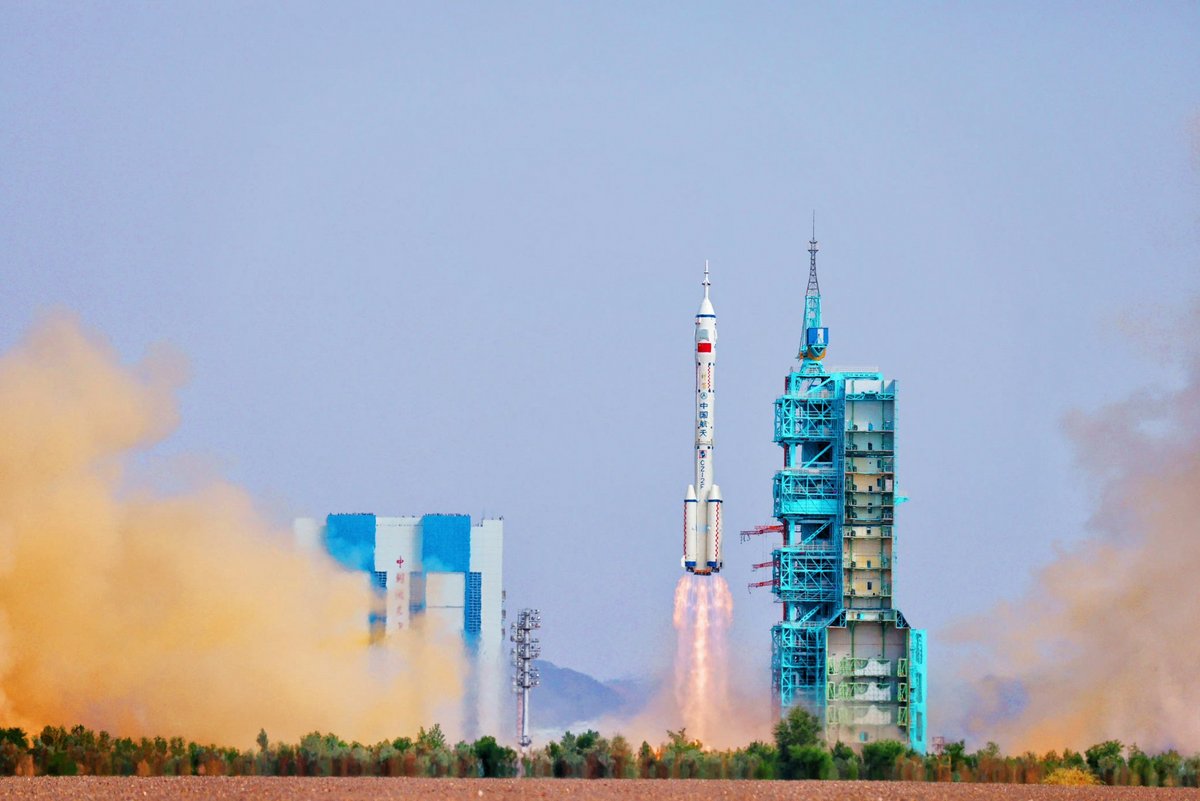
[636,740,658,779]
[451,740,478,777]
[789,744,834,779]
[34,726,79,776]
[0,728,28,776]
[1152,750,1182,787]
[1127,745,1155,786]
[861,740,906,780]
[610,735,633,778]
[164,736,188,776]
[1181,753,1200,787]
[973,740,1004,782]
[742,740,778,779]
[773,707,824,780]
[0,729,28,751]
[110,737,137,775]
[774,707,821,752]
[583,734,613,778]
[299,732,332,776]
[472,735,516,778]
[276,743,297,776]
[415,724,446,755]
[666,729,705,778]
[943,739,969,774]
[548,731,584,777]
[831,740,860,780]
[1085,740,1124,785]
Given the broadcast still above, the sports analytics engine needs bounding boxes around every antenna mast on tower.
[799,213,829,369]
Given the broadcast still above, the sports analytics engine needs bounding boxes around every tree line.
[2,710,1198,786]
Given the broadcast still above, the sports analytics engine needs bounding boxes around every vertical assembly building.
[294,513,505,738]
[758,234,926,752]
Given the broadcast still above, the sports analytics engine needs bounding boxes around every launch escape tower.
[744,231,927,752]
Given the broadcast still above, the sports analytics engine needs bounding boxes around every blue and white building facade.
[294,513,505,737]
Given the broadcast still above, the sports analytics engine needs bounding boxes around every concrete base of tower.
[822,621,926,754]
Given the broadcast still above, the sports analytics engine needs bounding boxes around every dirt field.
[0,777,1194,800]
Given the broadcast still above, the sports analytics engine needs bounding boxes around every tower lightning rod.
[799,212,828,367]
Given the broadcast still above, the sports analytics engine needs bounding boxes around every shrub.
[472,736,516,778]
[789,744,835,779]
[1044,766,1101,785]
[861,740,906,780]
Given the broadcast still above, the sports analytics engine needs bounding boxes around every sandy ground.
[0,778,1195,800]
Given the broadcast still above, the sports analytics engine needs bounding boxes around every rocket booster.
[683,263,722,575]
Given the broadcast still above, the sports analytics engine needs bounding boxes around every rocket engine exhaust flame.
[672,574,733,745]
[0,316,463,746]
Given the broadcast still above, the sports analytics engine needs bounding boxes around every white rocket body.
[683,267,723,574]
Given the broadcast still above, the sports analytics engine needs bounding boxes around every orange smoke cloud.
[954,303,1200,753]
[0,316,461,746]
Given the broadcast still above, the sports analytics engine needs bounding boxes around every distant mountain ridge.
[530,660,655,731]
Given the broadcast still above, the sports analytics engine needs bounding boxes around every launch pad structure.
[746,230,927,753]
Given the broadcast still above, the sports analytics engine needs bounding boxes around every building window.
[465,572,482,635]
[373,571,387,590]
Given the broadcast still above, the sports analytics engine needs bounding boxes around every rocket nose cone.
[698,296,715,317]
[706,484,722,502]
[685,485,697,501]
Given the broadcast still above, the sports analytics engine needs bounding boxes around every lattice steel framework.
[510,608,541,753]
[771,622,826,712]
[758,231,927,754]
[770,367,845,712]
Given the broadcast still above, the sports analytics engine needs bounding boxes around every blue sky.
[3,2,1197,702]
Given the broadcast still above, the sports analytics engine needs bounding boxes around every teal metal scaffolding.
[771,367,844,711]
[758,231,927,754]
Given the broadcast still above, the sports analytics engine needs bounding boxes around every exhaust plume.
[955,302,1200,753]
[672,575,734,746]
[0,316,462,746]
[593,574,772,750]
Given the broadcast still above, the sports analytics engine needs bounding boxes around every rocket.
[683,262,723,574]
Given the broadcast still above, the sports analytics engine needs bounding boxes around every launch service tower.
[747,232,927,751]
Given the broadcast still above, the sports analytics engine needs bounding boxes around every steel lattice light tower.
[510,608,541,752]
